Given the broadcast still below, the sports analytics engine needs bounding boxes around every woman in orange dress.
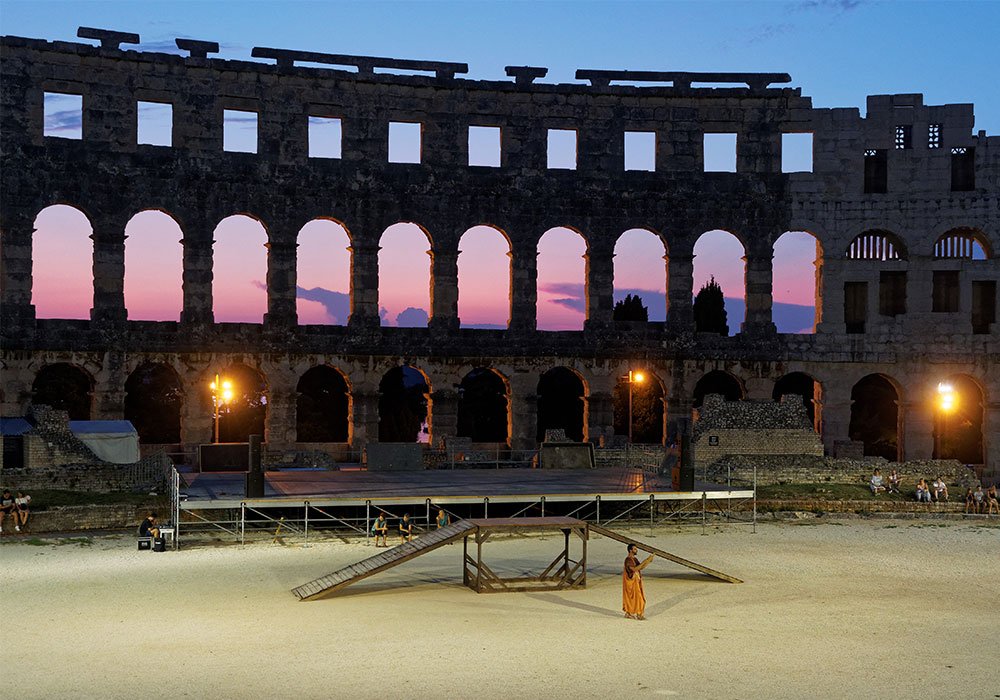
[622,544,654,620]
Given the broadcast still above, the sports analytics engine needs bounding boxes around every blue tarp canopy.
[0,417,33,436]
[69,420,140,463]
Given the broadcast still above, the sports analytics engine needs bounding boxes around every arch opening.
[379,223,431,327]
[297,218,351,325]
[849,374,900,461]
[846,230,906,260]
[211,364,267,443]
[933,375,984,467]
[933,228,991,260]
[296,366,350,442]
[773,231,822,334]
[613,228,666,323]
[458,225,511,329]
[613,370,665,444]
[32,363,93,420]
[536,367,585,442]
[773,372,822,432]
[378,366,430,442]
[457,368,510,443]
[32,205,94,320]
[693,370,744,409]
[125,210,183,321]
[124,363,182,443]
[537,227,587,331]
[693,230,745,335]
[213,215,268,323]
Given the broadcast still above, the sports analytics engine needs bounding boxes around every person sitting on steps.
[869,469,886,495]
[371,513,389,547]
[399,513,414,543]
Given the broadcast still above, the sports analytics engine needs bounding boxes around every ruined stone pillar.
[0,214,36,329]
[585,391,614,445]
[265,385,297,449]
[429,248,459,332]
[428,389,459,448]
[509,244,537,332]
[350,390,380,449]
[744,378,773,400]
[742,246,776,336]
[179,374,213,447]
[348,242,380,329]
[264,239,298,329]
[509,374,538,451]
[90,217,127,326]
[584,243,614,330]
[983,401,1000,483]
[902,399,934,462]
[666,253,694,332]
[820,395,853,456]
[181,230,214,326]
[92,355,126,420]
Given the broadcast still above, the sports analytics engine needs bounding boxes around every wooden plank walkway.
[292,520,477,601]
[589,524,743,584]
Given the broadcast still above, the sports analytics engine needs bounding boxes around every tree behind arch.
[613,293,648,322]
[694,276,729,334]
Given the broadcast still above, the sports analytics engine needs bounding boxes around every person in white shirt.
[869,469,886,494]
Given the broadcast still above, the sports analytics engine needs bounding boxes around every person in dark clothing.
[139,512,160,539]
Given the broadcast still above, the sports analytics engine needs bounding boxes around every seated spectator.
[986,484,999,516]
[931,476,949,502]
[436,509,450,529]
[965,488,977,513]
[887,469,902,494]
[399,513,414,543]
[138,512,160,540]
[869,468,886,494]
[371,513,389,547]
[0,489,16,533]
[14,491,31,531]
[972,484,985,513]
[915,478,932,503]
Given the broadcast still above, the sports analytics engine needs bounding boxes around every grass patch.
[756,483,911,501]
[18,489,163,508]
[21,537,51,546]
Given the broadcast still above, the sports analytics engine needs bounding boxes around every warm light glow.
[936,382,957,413]
[632,371,645,383]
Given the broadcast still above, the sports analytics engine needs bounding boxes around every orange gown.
[622,554,646,617]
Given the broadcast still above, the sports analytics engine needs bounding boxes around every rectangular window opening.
[703,132,737,172]
[624,131,656,171]
[388,121,421,164]
[844,281,868,334]
[971,281,996,335]
[927,124,941,149]
[932,271,960,313]
[781,132,814,173]
[878,271,907,317]
[223,109,258,153]
[137,101,172,147]
[951,147,975,191]
[547,128,577,170]
[43,92,83,139]
[894,124,912,150]
[468,125,501,167]
[308,116,343,159]
[863,149,887,193]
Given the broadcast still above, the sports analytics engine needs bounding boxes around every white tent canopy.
[69,420,140,464]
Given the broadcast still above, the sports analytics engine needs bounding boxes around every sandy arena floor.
[2,519,998,699]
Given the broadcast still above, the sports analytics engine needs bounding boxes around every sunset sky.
[9,1,998,332]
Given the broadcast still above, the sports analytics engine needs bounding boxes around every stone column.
[92,355,127,420]
[744,378,773,401]
[429,248,459,332]
[0,213,35,329]
[585,391,614,445]
[181,229,214,326]
[264,239,298,330]
[428,389,459,448]
[90,216,128,326]
[265,385,297,449]
[584,242,614,330]
[350,390,380,449]
[742,245,776,336]
[820,392,853,456]
[902,398,934,462]
[983,401,1000,483]
[509,374,538,451]
[179,378,213,447]
[348,242,381,329]
[509,243,537,332]
[666,253,694,332]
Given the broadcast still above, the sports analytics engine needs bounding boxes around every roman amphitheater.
[1,27,996,480]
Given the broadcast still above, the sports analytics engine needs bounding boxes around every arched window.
[693,230,745,335]
[125,363,182,443]
[296,366,350,442]
[32,205,93,319]
[933,228,990,260]
[32,363,93,420]
[536,367,586,442]
[457,368,509,443]
[773,372,822,431]
[693,370,744,408]
[846,230,906,260]
[849,374,900,460]
[537,227,587,331]
[297,218,352,325]
[124,210,183,321]
[379,223,431,327]
[213,215,268,323]
[772,231,822,333]
[458,225,511,328]
[613,369,665,444]
[211,364,268,443]
[613,229,666,322]
[378,366,430,442]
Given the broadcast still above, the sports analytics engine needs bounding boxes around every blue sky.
[2,0,999,133]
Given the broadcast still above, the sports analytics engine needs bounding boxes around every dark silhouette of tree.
[693,276,729,334]
[612,375,664,443]
[613,293,648,322]
[378,367,428,442]
[32,363,92,420]
[457,369,509,442]
[296,366,349,442]
[125,363,182,443]
[216,365,267,443]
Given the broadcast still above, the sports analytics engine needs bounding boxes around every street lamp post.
[935,381,957,459]
[626,370,646,444]
[210,373,234,444]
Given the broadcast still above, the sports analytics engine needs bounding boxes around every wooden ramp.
[292,521,476,601]
[589,524,742,584]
